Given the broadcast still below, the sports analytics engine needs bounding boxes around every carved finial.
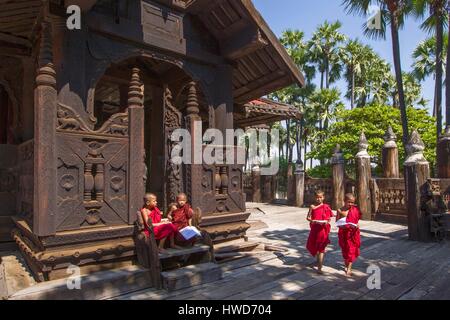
[186,81,199,116]
[36,21,56,87]
[383,126,398,148]
[128,68,143,107]
[331,144,345,164]
[356,131,369,157]
[405,129,428,164]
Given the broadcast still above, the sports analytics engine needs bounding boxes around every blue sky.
[253,0,435,114]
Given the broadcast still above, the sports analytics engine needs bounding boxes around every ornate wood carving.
[57,103,129,137]
[56,134,129,231]
[164,87,183,205]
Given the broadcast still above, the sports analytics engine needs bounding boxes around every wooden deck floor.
[112,203,450,300]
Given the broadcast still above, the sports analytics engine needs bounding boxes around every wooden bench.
[134,207,216,290]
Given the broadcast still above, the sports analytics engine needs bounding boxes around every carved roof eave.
[234,98,302,128]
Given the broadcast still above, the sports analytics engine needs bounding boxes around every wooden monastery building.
[0,0,303,282]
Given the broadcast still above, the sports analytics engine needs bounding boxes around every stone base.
[11,219,137,282]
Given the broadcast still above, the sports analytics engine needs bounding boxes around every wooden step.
[9,265,153,300]
[214,238,261,254]
[161,262,222,292]
[158,244,211,260]
[1,251,36,298]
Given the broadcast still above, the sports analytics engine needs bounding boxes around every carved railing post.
[251,157,261,203]
[33,21,57,236]
[287,161,295,205]
[185,82,203,209]
[331,144,345,210]
[355,132,372,220]
[437,126,450,178]
[382,126,400,178]
[404,130,432,242]
[294,160,305,207]
[128,68,145,224]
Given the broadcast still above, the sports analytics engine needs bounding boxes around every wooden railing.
[371,178,407,223]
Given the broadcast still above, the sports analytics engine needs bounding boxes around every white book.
[179,226,202,240]
[336,217,358,228]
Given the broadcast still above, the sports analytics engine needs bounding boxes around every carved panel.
[57,103,129,137]
[141,2,185,52]
[372,178,407,216]
[164,87,183,206]
[56,132,129,231]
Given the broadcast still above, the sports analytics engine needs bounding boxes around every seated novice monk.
[337,193,362,277]
[306,190,334,274]
[171,193,196,246]
[141,193,180,253]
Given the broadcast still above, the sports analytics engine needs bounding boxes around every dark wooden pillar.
[214,65,234,134]
[185,82,203,209]
[382,126,400,178]
[262,175,272,203]
[355,132,372,220]
[251,160,261,203]
[404,130,432,242]
[331,144,345,210]
[437,126,450,178]
[128,68,145,224]
[33,21,57,236]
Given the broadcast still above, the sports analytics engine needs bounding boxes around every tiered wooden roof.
[234,98,302,128]
[0,0,304,104]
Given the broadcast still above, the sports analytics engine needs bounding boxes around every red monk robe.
[141,207,177,240]
[306,204,333,256]
[171,204,195,244]
[171,204,194,230]
[338,206,362,264]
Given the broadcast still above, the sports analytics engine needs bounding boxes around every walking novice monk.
[336,193,362,277]
[306,190,334,274]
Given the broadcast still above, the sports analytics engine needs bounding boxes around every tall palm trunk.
[435,10,444,141]
[388,2,409,149]
[351,68,355,109]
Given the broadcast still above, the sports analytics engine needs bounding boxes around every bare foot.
[158,248,167,254]
[317,269,324,275]
[171,245,183,250]
[345,270,352,277]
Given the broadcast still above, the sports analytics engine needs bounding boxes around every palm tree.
[310,88,345,132]
[342,39,366,108]
[412,35,448,83]
[308,21,347,90]
[411,0,448,141]
[278,30,317,165]
[342,0,412,149]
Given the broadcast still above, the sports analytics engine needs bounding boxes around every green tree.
[411,0,448,140]
[308,20,347,90]
[342,0,413,150]
[308,104,437,178]
[412,35,448,82]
